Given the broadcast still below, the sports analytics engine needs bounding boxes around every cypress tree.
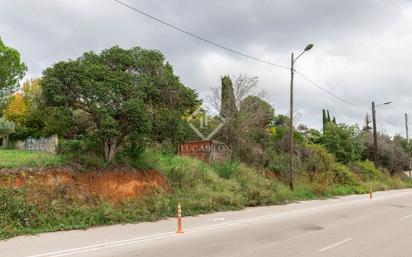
[220,75,237,120]
[363,113,372,132]
[322,109,327,131]
[220,75,237,153]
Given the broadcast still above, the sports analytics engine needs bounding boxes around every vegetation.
[1,149,411,239]
[41,46,199,161]
[0,37,27,113]
[0,150,65,168]
[1,43,412,239]
[0,118,14,137]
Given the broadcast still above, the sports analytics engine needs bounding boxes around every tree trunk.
[104,138,119,162]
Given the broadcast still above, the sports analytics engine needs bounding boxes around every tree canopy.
[3,93,27,125]
[322,122,365,163]
[0,37,27,112]
[0,38,26,91]
[41,46,199,161]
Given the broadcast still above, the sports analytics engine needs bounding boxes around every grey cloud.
[0,0,411,135]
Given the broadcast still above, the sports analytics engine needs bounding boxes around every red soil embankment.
[0,168,170,204]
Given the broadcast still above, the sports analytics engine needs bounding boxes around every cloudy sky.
[1,0,411,135]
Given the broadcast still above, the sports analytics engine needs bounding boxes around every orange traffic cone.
[176,202,184,234]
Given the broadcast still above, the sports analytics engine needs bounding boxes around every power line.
[295,70,368,112]
[375,111,404,130]
[112,0,290,70]
[112,0,390,118]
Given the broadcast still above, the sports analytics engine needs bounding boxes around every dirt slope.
[0,168,170,204]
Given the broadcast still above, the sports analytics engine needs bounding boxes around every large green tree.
[0,37,27,112]
[322,123,365,163]
[237,96,275,165]
[42,46,198,161]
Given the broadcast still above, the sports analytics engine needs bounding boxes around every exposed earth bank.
[0,168,170,204]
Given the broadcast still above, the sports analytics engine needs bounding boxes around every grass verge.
[0,150,65,169]
[1,149,412,240]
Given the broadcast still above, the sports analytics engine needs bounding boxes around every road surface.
[2,189,412,257]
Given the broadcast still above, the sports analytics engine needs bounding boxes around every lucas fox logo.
[186,107,225,140]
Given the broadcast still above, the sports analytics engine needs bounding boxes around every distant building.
[178,140,231,164]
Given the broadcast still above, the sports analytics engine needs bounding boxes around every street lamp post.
[371,100,392,166]
[289,44,313,191]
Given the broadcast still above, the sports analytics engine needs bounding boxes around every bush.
[236,165,274,206]
[351,160,382,181]
[331,163,360,186]
[57,136,109,169]
[268,153,303,179]
[304,144,335,174]
[211,161,240,179]
[0,188,38,238]
[8,125,39,141]
[2,147,411,240]
[321,123,365,163]
[293,184,317,199]
[156,153,211,191]
[58,139,82,154]
[303,144,336,182]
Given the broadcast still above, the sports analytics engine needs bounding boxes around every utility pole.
[288,44,313,191]
[289,52,295,191]
[406,113,409,144]
[371,100,392,167]
[406,113,411,178]
[372,101,378,166]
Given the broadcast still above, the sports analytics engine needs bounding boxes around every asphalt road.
[2,189,412,257]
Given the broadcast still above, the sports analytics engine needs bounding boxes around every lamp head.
[304,44,314,51]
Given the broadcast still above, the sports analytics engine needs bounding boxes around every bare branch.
[206,73,266,114]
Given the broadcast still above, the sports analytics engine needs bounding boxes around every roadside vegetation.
[1,39,412,239]
[1,148,411,239]
[0,150,65,168]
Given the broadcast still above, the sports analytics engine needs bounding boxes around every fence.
[8,134,59,154]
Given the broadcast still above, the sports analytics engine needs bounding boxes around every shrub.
[2,147,411,240]
[268,153,303,179]
[322,123,364,163]
[351,160,382,181]
[156,154,211,191]
[211,161,240,179]
[293,184,317,200]
[304,144,335,173]
[329,185,356,195]
[331,163,360,186]
[236,165,274,206]
[58,139,82,154]
[303,144,336,182]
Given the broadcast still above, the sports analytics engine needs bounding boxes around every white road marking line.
[22,191,412,257]
[400,214,412,220]
[213,218,225,221]
[25,232,176,257]
[319,238,352,252]
[29,234,178,257]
